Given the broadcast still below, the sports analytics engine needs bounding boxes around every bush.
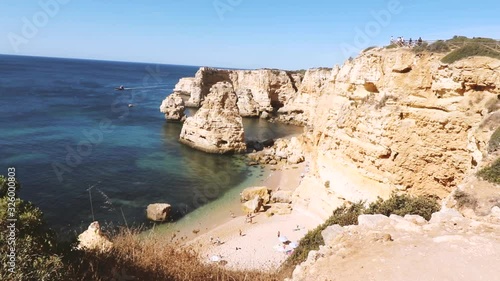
[441,43,500,64]
[0,176,66,281]
[385,44,398,49]
[364,46,377,52]
[412,42,429,53]
[453,190,478,209]
[283,203,364,268]
[488,127,500,153]
[283,193,439,269]
[427,40,450,53]
[477,158,500,184]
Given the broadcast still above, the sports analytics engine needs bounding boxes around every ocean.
[0,55,302,236]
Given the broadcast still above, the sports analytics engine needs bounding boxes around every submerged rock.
[147,203,172,222]
[179,82,246,154]
[160,93,186,122]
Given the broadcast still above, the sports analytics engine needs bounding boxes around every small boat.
[115,85,125,91]
[128,104,134,108]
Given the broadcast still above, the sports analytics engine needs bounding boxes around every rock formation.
[146,203,172,222]
[288,209,500,281]
[77,221,113,252]
[170,67,305,114]
[240,186,271,204]
[159,93,186,121]
[179,82,246,154]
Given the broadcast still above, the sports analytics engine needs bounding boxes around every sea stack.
[179,81,246,154]
[160,92,186,122]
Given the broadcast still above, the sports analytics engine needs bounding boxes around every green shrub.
[427,40,450,53]
[364,46,377,52]
[365,193,439,220]
[284,202,364,268]
[385,44,398,49]
[412,42,429,53]
[441,43,500,64]
[0,176,66,281]
[488,127,500,153]
[477,158,500,184]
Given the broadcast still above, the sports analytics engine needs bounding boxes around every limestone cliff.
[179,82,246,154]
[171,67,304,115]
[169,48,499,203]
[301,49,500,203]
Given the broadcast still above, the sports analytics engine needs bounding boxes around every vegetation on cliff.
[477,158,500,184]
[0,176,66,281]
[283,193,440,268]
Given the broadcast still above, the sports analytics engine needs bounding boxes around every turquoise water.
[0,55,302,236]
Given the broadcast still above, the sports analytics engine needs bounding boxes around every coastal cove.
[0,55,303,236]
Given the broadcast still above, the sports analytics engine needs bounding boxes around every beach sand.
[185,162,324,271]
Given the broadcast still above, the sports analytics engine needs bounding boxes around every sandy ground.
[185,162,324,271]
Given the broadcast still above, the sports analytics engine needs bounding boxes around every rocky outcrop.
[171,67,304,114]
[242,196,263,213]
[296,50,500,205]
[77,221,113,252]
[159,93,186,121]
[179,82,246,154]
[146,203,172,222]
[288,209,500,281]
[240,186,271,204]
[247,137,305,165]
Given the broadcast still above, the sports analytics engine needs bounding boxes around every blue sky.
[0,0,499,69]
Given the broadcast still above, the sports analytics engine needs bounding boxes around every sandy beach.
[183,161,325,270]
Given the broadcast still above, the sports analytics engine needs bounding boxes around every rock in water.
[179,82,246,154]
[160,93,186,121]
[147,203,172,222]
[77,221,113,252]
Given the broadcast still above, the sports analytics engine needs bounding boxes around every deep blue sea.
[0,55,302,236]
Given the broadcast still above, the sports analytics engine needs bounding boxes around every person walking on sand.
[278,231,281,238]
[239,229,243,236]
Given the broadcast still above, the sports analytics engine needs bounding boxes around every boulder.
[160,93,186,121]
[288,154,305,164]
[147,203,172,222]
[260,111,270,119]
[77,221,113,252]
[242,196,263,213]
[321,224,344,245]
[429,208,464,224]
[241,186,271,204]
[267,203,292,216]
[271,190,293,203]
[357,214,392,229]
[179,82,246,154]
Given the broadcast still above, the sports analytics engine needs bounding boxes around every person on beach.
[239,229,243,236]
[278,231,280,238]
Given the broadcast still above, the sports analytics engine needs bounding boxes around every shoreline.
[183,161,324,271]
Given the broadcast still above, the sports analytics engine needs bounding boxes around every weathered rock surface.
[240,186,271,204]
[179,82,246,154]
[146,203,172,222]
[171,67,304,113]
[288,211,500,281]
[242,196,263,213]
[271,190,293,203]
[77,221,113,252]
[159,93,186,121]
[266,202,292,216]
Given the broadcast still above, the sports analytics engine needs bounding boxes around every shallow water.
[0,55,302,236]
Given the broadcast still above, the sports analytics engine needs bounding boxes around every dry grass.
[68,229,280,281]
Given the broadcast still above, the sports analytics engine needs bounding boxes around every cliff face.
[173,67,305,115]
[169,48,499,200]
[303,49,499,200]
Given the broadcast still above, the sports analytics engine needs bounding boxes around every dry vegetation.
[67,230,281,281]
